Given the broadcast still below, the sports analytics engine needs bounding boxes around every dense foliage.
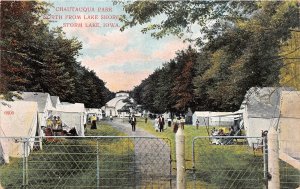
[0,1,114,107]
[126,1,299,113]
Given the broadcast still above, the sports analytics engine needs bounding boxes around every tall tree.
[120,1,258,46]
[280,31,300,90]
[171,47,198,112]
[0,1,48,94]
[0,1,113,106]
[128,1,299,112]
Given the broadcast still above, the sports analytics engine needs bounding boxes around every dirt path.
[103,118,175,188]
[103,118,155,137]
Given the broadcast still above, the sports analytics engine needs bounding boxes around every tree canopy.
[127,1,299,113]
[120,1,258,45]
[0,1,113,108]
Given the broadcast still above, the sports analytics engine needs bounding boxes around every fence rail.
[1,135,299,188]
[0,136,172,188]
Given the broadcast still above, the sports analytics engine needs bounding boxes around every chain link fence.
[280,159,300,189]
[1,135,299,188]
[190,136,266,189]
[0,136,172,188]
[276,139,300,189]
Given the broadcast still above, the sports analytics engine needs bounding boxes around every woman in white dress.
[154,116,159,132]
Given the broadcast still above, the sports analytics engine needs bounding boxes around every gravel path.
[107,119,156,136]
[103,118,175,188]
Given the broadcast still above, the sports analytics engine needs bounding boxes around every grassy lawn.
[1,120,298,188]
[0,122,135,188]
[135,118,265,188]
[135,118,208,161]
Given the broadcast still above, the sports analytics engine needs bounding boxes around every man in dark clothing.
[159,116,164,132]
[131,115,136,132]
[91,115,97,129]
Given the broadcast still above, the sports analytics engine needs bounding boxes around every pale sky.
[47,0,189,92]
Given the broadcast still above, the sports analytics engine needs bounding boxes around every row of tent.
[1,88,299,167]
[0,91,102,163]
[191,87,300,169]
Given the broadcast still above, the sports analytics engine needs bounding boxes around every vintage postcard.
[0,1,299,188]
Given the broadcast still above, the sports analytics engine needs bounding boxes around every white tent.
[278,91,300,164]
[86,108,103,120]
[12,92,53,128]
[53,102,86,136]
[0,101,38,163]
[242,87,294,147]
[50,96,61,110]
[192,111,238,126]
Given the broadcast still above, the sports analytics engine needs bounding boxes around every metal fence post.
[22,139,26,189]
[96,140,100,189]
[263,136,268,189]
[192,138,196,189]
[22,138,29,189]
[268,127,280,189]
[176,127,186,189]
[25,139,29,187]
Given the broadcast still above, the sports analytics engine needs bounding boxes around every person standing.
[173,116,179,133]
[154,116,159,132]
[196,119,200,130]
[57,116,62,130]
[159,115,164,132]
[47,118,53,128]
[180,116,185,130]
[91,114,97,129]
[167,118,172,127]
[52,116,57,129]
[162,116,165,130]
[131,115,136,132]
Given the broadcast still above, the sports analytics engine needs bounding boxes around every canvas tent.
[192,111,238,127]
[86,108,103,121]
[12,92,53,128]
[0,101,38,163]
[278,91,300,167]
[50,96,61,110]
[53,102,86,136]
[242,87,294,147]
[185,108,193,124]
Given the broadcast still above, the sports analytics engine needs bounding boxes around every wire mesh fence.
[276,139,300,189]
[190,136,266,189]
[0,136,172,189]
[280,159,300,189]
[1,135,299,188]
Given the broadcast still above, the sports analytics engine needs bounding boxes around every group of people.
[45,116,78,136]
[46,116,63,130]
[154,115,165,132]
[153,115,185,133]
[172,116,185,133]
[211,126,238,145]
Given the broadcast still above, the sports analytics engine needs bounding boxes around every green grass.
[135,118,208,161]
[135,118,265,188]
[280,160,300,189]
[0,122,135,188]
[1,120,298,188]
[85,122,126,136]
